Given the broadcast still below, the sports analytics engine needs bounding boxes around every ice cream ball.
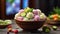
[40,13,47,20]
[20,12,26,17]
[29,19,34,21]
[18,9,24,13]
[34,15,40,21]
[26,12,34,19]
[16,17,24,21]
[33,9,38,15]
[14,13,20,19]
[23,17,29,21]
[36,9,42,15]
[24,7,31,13]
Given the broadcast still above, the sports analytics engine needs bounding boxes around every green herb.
[54,7,60,15]
[42,26,51,33]
[48,6,60,16]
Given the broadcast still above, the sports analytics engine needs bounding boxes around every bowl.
[0,25,9,29]
[15,19,45,30]
[47,20,60,25]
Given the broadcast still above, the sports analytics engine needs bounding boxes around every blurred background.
[0,0,60,19]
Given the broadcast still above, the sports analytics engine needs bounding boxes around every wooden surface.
[0,20,60,34]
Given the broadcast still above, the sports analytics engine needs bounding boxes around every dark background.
[0,0,60,19]
[29,0,60,16]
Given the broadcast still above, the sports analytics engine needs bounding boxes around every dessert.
[14,7,47,21]
[0,20,12,29]
[14,7,47,30]
[0,20,12,25]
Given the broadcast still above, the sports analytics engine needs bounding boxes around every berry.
[8,28,12,32]
[7,25,12,28]
[12,30,18,33]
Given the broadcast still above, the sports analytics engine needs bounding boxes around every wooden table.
[0,20,60,34]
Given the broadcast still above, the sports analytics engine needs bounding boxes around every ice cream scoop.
[23,17,29,21]
[33,9,38,15]
[26,12,34,19]
[20,12,26,17]
[40,13,47,20]
[15,7,47,21]
[34,15,40,21]
[36,9,42,15]
[19,9,24,13]
[16,17,23,21]
[14,13,20,19]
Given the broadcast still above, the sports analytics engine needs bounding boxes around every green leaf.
[53,7,60,15]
